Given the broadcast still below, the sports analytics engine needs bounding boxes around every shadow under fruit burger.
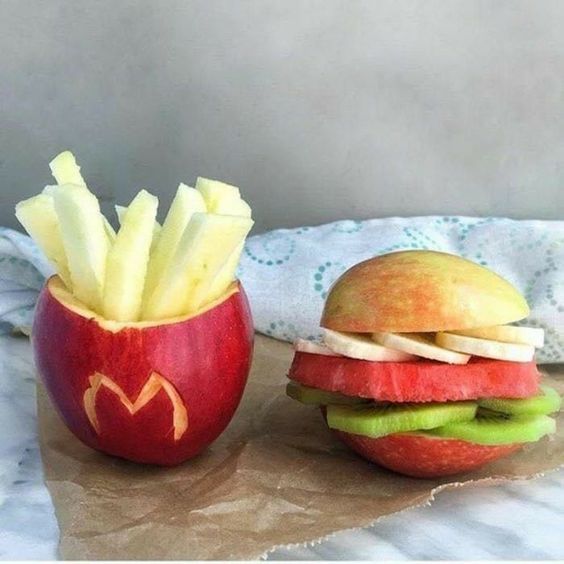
[287,250,561,478]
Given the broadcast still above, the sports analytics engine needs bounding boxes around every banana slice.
[323,329,415,362]
[372,332,470,365]
[294,339,340,356]
[436,332,535,362]
[451,325,544,348]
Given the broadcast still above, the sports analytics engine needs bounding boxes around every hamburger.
[286,250,561,478]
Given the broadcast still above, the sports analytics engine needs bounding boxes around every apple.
[19,151,256,466]
[33,276,254,466]
[334,430,522,478]
[141,183,205,305]
[321,250,530,333]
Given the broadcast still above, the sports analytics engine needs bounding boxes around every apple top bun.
[321,250,529,333]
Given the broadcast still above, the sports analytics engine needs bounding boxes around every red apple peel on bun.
[287,251,560,478]
[16,151,254,465]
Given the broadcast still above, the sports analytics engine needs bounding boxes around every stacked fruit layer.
[16,151,253,322]
[321,325,544,364]
[288,326,560,447]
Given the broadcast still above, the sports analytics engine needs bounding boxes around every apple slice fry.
[102,216,117,243]
[49,151,117,246]
[46,184,117,241]
[49,150,86,186]
[115,204,127,224]
[196,176,253,216]
[116,204,161,251]
[214,196,252,217]
[196,177,240,209]
[103,190,158,321]
[195,179,252,301]
[143,213,254,320]
[205,193,252,300]
[205,241,245,302]
[15,194,72,288]
[143,183,206,301]
[205,196,252,301]
[52,184,110,312]
[41,185,59,196]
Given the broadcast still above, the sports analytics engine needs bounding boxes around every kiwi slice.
[478,385,562,416]
[286,381,369,406]
[326,401,477,438]
[428,409,556,445]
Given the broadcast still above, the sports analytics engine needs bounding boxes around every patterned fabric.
[0,228,52,334]
[1,216,563,362]
[238,217,564,363]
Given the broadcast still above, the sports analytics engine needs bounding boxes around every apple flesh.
[321,250,530,333]
[33,276,253,465]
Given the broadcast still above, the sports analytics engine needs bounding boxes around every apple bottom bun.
[335,430,523,479]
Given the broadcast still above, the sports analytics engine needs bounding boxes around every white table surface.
[1,334,562,560]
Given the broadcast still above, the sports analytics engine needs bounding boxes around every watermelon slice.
[289,352,540,403]
[335,430,523,478]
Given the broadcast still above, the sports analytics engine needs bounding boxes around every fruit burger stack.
[287,250,561,478]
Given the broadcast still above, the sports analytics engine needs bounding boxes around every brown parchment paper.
[37,335,564,561]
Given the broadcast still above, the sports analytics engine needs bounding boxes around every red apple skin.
[334,430,523,478]
[321,250,530,333]
[33,277,254,466]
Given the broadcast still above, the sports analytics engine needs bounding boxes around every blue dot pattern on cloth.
[1,218,562,363]
[238,216,564,364]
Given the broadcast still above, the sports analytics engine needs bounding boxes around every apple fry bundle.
[15,151,254,322]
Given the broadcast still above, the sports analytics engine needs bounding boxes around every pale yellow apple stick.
[52,184,110,312]
[195,177,241,211]
[116,204,162,252]
[142,183,206,303]
[205,240,245,302]
[49,150,116,243]
[44,185,114,245]
[213,195,252,216]
[194,177,252,303]
[114,204,126,223]
[15,194,72,288]
[49,151,85,186]
[103,190,158,321]
[142,213,254,320]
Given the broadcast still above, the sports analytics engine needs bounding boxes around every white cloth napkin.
[0,228,51,333]
[1,215,562,362]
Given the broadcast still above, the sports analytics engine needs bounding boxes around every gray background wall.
[1,0,563,234]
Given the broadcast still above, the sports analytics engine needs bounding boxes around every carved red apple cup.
[18,151,255,465]
[33,277,253,465]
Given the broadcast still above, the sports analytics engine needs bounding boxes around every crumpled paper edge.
[259,465,564,560]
